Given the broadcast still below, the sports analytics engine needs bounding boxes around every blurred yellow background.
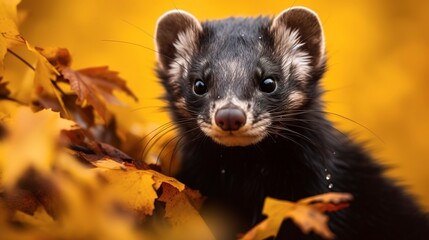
[8,0,429,209]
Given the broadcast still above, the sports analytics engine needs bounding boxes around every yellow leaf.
[158,183,215,240]
[241,198,295,240]
[0,0,23,77]
[13,206,56,230]
[62,66,137,122]
[241,193,353,240]
[100,168,157,215]
[92,158,127,170]
[149,169,185,191]
[0,107,77,188]
[25,43,61,93]
[95,159,185,215]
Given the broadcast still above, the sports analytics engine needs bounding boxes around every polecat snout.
[155,7,429,240]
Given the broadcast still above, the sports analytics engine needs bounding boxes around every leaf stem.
[0,96,26,105]
[51,80,67,96]
[6,49,36,71]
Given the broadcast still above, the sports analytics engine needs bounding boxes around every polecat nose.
[215,107,246,131]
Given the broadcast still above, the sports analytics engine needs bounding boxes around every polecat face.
[155,7,326,147]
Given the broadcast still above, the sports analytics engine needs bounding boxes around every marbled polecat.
[154,7,429,239]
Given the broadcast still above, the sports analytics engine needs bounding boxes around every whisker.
[101,39,191,71]
[140,118,196,162]
[120,19,154,39]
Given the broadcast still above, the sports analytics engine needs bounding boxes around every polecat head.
[155,7,326,147]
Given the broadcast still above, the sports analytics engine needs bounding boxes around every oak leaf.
[241,192,353,240]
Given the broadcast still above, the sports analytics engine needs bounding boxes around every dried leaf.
[0,81,11,98]
[74,140,134,165]
[35,93,96,128]
[0,107,77,188]
[95,159,184,215]
[298,192,353,206]
[62,66,137,122]
[0,0,22,77]
[37,47,72,68]
[1,188,39,215]
[78,66,138,101]
[158,183,215,240]
[241,193,353,240]
[93,158,127,170]
[13,206,56,230]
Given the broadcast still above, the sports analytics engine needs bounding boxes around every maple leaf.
[37,47,72,68]
[158,183,215,240]
[94,159,184,215]
[66,136,138,168]
[0,107,77,188]
[62,66,138,122]
[25,44,61,95]
[241,192,353,240]
[13,206,56,229]
[0,0,22,78]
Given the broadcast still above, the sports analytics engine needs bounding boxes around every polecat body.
[154,7,429,239]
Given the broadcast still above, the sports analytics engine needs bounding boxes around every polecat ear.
[271,7,325,68]
[155,10,202,71]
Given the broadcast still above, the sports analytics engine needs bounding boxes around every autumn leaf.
[0,0,22,78]
[158,183,215,240]
[298,192,352,213]
[0,111,144,240]
[62,66,137,122]
[25,44,62,96]
[94,159,184,215]
[14,206,56,229]
[38,47,72,68]
[0,81,11,99]
[241,193,353,240]
[0,107,77,188]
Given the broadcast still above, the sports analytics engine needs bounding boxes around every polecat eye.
[259,78,276,93]
[193,79,208,95]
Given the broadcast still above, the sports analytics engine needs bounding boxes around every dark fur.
[156,14,429,239]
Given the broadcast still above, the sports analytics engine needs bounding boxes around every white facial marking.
[271,28,312,84]
[168,28,199,96]
[288,91,305,109]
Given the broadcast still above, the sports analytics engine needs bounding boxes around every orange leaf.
[62,66,137,122]
[94,159,184,215]
[158,183,215,240]
[0,107,78,188]
[241,193,353,240]
[0,0,23,77]
[298,192,353,206]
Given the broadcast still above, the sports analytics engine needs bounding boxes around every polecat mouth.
[211,133,266,147]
